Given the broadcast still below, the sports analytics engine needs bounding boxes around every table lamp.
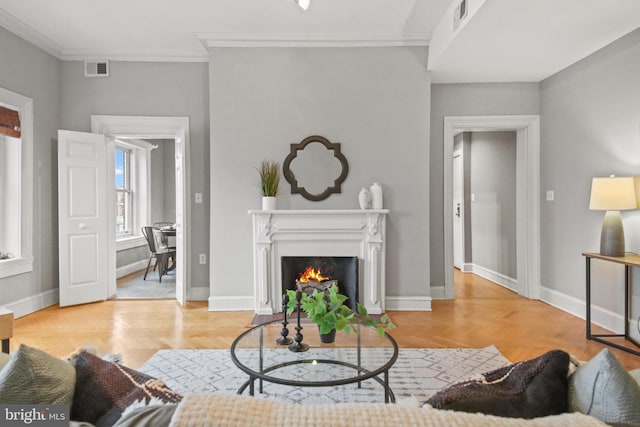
[589,176,636,257]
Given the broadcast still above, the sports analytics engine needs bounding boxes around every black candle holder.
[276,293,293,345]
[288,289,309,352]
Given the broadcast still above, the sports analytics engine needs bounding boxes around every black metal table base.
[236,358,396,403]
[585,255,640,357]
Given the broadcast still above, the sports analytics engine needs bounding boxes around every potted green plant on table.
[286,284,395,343]
[257,160,280,210]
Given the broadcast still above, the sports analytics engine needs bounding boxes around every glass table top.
[230,319,398,386]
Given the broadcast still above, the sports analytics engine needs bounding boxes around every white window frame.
[115,145,133,238]
[114,138,153,251]
[0,87,33,279]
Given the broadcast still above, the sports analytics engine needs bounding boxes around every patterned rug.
[139,346,510,405]
[115,270,175,299]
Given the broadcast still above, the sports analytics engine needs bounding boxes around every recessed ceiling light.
[295,0,310,11]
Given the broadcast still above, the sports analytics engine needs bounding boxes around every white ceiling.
[1,0,640,83]
[428,0,640,83]
[0,0,451,60]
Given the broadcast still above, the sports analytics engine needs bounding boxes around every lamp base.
[599,210,626,257]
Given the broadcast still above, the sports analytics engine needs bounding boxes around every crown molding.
[0,9,208,62]
[197,32,431,48]
[59,49,209,63]
[1,7,430,63]
[0,9,63,58]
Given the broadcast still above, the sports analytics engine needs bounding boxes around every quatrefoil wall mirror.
[283,135,349,201]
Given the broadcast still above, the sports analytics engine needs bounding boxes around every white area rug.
[139,346,510,405]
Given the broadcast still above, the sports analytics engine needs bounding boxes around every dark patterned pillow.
[425,349,570,419]
[70,351,182,426]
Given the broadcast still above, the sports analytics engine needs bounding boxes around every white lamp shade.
[589,176,636,211]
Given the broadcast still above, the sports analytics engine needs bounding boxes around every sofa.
[0,345,639,426]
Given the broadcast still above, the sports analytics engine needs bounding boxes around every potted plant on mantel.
[257,160,280,210]
[286,284,395,343]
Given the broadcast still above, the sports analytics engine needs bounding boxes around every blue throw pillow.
[568,348,640,424]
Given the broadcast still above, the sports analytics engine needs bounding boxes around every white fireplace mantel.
[249,209,389,315]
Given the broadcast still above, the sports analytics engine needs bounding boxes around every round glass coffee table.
[230,319,399,403]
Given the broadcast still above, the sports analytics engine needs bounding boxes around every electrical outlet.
[546,191,554,201]
[199,254,207,264]
[195,193,203,204]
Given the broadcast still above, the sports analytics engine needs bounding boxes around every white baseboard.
[206,295,433,312]
[386,296,432,311]
[470,264,517,292]
[7,289,58,319]
[431,266,516,300]
[539,286,585,320]
[116,260,148,279]
[208,295,253,311]
[539,285,640,340]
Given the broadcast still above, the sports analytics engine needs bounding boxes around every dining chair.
[141,226,176,282]
[152,222,176,250]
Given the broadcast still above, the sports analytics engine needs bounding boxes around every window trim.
[114,138,154,246]
[0,87,33,279]
[115,145,133,238]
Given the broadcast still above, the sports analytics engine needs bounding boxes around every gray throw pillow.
[0,344,76,404]
[568,348,640,424]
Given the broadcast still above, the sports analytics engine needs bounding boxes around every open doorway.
[452,131,518,292]
[443,115,541,301]
[114,138,177,299]
[91,115,190,305]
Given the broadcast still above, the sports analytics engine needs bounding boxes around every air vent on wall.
[84,60,109,77]
[453,0,468,30]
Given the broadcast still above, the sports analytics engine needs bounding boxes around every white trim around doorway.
[90,115,191,303]
[441,115,541,300]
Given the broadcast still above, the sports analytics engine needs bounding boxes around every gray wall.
[540,27,640,319]
[0,27,61,306]
[469,131,517,278]
[430,83,540,288]
[150,139,176,226]
[60,61,210,290]
[209,47,431,302]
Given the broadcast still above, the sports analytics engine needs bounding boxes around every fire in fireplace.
[281,256,359,311]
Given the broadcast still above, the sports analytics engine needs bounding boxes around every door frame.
[452,149,464,270]
[91,115,190,303]
[443,115,540,299]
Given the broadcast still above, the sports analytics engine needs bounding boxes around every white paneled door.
[58,130,112,306]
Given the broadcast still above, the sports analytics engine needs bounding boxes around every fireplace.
[281,256,359,311]
[249,209,388,315]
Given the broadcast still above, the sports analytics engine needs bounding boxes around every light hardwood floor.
[10,270,640,370]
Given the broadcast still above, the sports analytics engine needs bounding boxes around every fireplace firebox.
[281,256,359,311]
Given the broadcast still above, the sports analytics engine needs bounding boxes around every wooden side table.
[583,252,640,357]
[0,308,13,353]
